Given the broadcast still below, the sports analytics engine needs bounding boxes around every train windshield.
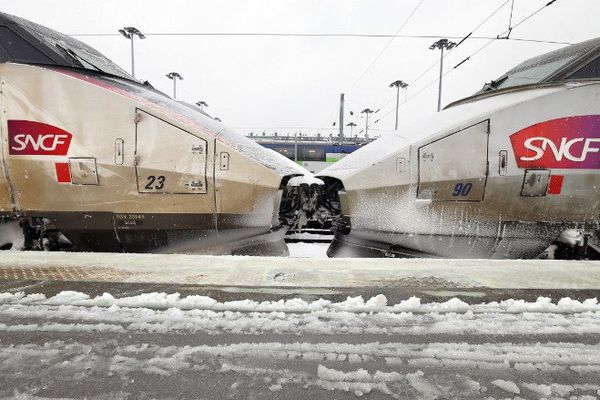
[0,12,134,82]
[482,37,600,93]
[488,54,578,91]
[29,27,133,81]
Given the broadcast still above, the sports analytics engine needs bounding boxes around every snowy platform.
[1,251,600,302]
[2,251,600,288]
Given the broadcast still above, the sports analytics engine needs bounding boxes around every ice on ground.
[3,290,600,315]
[492,379,520,394]
[406,371,442,400]
[268,384,282,392]
[8,393,78,400]
[1,290,600,399]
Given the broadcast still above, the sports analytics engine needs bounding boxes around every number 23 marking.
[145,175,165,190]
[452,182,472,197]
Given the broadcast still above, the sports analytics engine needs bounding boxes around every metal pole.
[437,47,444,112]
[130,36,135,78]
[394,85,400,130]
[338,93,345,146]
[294,133,298,162]
[365,113,369,137]
[173,79,177,99]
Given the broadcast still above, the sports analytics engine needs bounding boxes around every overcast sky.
[3,0,600,137]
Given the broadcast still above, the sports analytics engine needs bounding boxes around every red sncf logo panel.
[510,115,600,169]
[7,120,72,156]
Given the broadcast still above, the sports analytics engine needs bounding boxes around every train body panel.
[320,79,600,259]
[0,108,11,213]
[0,13,308,255]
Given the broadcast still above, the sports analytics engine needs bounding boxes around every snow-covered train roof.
[502,37,600,81]
[465,37,600,97]
[446,37,600,110]
[0,12,133,81]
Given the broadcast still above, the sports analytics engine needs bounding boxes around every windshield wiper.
[54,43,140,84]
[55,44,103,73]
[482,75,509,92]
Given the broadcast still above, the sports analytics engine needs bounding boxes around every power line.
[508,0,557,33]
[68,31,572,45]
[411,0,511,90]
[347,0,425,89]
[232,126,336,130]
[361,0,515,121]
[319,0,425,140]
[371,0,563,130]
[456,0,511,47]
[451,0,562,73]
[506,0,516,37]
[507,37,570,45]
[371,35,567,120]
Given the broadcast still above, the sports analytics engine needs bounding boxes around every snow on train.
[0,12,311,255]
[318,37,600,259]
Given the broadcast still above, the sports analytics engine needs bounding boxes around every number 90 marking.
[452,182,472,197]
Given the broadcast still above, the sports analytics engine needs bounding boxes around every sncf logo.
[8,120,72,156]
[510,116,600,169]
[521,137,600,162]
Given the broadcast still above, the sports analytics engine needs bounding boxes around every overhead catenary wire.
[68,32,569,45]
[509,0,557,32]
[319,0,424,139]
[231,126,340,130]
[366,0,517,119]
[456,0,511,47]
[372,35,566,122]
[316,0,564,135]
[506,0,516,37]
[70,9,568,129]
[410,0,515,88]
[68,1,566,135]
[368,0,562,130]
[346,0,425,89]
[451,0,561,71]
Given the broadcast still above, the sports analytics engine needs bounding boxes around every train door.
[417,120,489,201]
[134,110,210,196]
[112,109,217,252]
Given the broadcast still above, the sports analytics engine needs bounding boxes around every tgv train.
[319,37,600,259]
[0,12,310,255]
